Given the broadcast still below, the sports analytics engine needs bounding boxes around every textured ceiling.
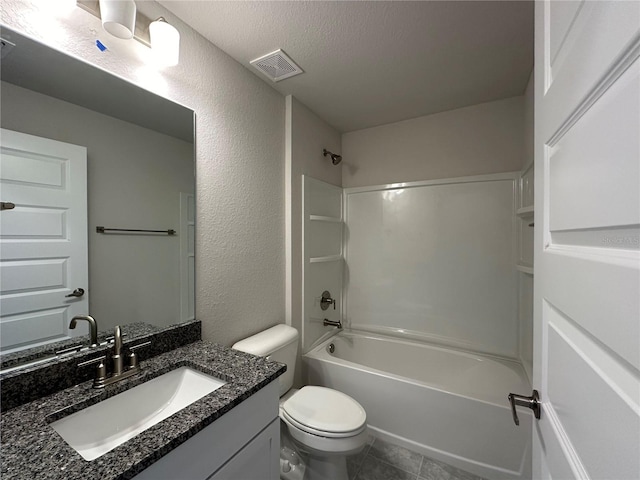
[159,1,533,133]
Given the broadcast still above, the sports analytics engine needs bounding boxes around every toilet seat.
[281,386,366,438]
[281,410,366,438]
[280,411,369,456]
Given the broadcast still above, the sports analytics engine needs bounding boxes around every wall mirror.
[0,26,195,370]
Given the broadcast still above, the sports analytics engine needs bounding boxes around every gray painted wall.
[342,96,525,187]
[285,95,342,385]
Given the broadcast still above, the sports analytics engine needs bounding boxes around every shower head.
[323,149,342,165]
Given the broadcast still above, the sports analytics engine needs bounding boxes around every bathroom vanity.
[0,336,284,480]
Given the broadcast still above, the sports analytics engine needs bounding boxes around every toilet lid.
[282,386,366,435]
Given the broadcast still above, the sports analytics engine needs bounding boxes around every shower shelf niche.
[309,254,342,263]
[516,206,534,217]
[309,215,342,223]
[516,264,534,275]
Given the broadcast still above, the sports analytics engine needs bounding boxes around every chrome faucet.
[323,318,342,329]
[69,315,99,347]
[79,325,150,389]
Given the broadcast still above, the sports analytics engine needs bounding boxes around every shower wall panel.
[344,174,518,358]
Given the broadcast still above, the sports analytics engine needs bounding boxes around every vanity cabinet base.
[209,419,279,480]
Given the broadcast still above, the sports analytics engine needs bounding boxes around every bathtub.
[304,330,532,480]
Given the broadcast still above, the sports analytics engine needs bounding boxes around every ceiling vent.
[250,49,303,82]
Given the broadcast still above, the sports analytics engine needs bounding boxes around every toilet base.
[280,420,360,480]
[280,447,305,480]
[279,445,350,480]
[305,455,349,480]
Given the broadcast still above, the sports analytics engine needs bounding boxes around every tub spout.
[323,319,342,329]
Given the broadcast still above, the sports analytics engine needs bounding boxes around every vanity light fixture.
[149,17,180,67]
[76,1,181,66]
[98,0,136,40]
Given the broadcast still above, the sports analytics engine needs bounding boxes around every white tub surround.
[344,173,519,359]
[302,176,344,352]
[305,331,532,480]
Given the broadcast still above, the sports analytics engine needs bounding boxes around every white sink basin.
[50,366,226,461]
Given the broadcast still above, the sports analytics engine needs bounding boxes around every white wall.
[285,95,341,385]
[342,96,524,187]
[1,81,193,332]
[1,0,285,346]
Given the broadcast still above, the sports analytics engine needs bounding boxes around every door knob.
[65,288,85,298]
[508,389,541,425]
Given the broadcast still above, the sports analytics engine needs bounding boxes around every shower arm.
[322,149,342,165]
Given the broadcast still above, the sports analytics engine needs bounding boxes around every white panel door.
[532,2,640,479]
[0,128,89,351]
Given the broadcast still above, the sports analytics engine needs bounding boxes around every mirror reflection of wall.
[1,66,194,353]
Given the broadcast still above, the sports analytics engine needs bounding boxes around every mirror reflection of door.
[0,128,89,352]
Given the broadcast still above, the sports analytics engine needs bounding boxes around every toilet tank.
[232,324,299,396]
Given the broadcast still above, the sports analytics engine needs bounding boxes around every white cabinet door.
[533,1,640,478]
[208,419,280,480]
[0,128,89,351]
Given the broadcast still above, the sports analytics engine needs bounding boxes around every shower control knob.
[320,290,336,310]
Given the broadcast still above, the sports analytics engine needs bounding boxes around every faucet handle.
[78,355,107,388]
[127,341,151,370]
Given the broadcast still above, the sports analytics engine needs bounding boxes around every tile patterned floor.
[347,436,487,480]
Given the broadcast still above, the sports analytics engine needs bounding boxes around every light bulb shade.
[150,19,180,66]
[99,0,136,40]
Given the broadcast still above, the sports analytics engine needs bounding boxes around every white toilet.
[232,324,368,480]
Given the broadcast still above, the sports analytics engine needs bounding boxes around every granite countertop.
[1,340,286,480]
